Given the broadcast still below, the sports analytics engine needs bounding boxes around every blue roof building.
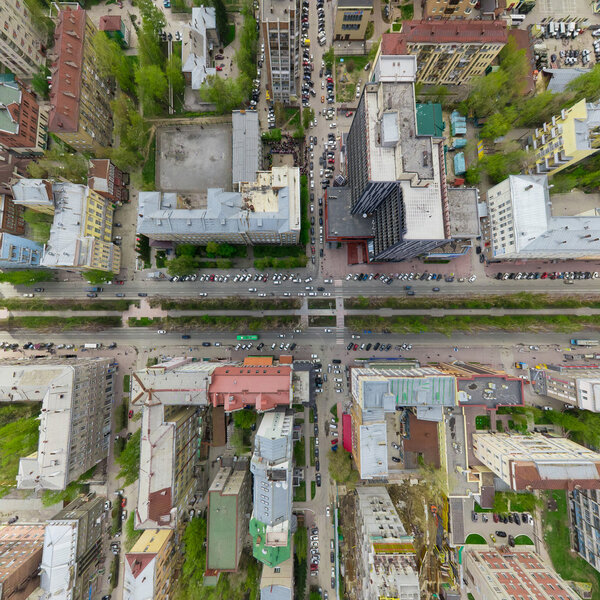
[0,233,43,268]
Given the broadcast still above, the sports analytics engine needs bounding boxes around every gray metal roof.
[232,110,260,185]
[337,0,373,7]
[543,68,591,94]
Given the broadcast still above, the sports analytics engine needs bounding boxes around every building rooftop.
[232,110,260,185]
[446,188,480,238]
[11,178,54,208]
[326,186,373,239]
[337,0,373,6]
[543,68,590,94]
[457,374,524,408]
[260,0,295,22]
[98,15,122,31]
[415,103,444,137]
[0,80,21,136]
[0,524,45,580]
[182,7,217,90]
[260,556,294,599]
[357,422,388,479]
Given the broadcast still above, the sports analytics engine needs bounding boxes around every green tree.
[117,429,141,486]
[166,53,185,98]
[32,64,51,100]
[497,35,530,97]
[262,129,282,142]
[346,59,356,73]
[84,270,114,284]
[292,125,305,140]
[294,527,308,563]
[566,63,600,103]
[216,258,233,269]
[367,40,380,64]
[0,270,53,286]
[217,243,236,257]
[328,449,358,488]
[464,165,481,185]
[200,75,247,113]
[302,107,315,130]
[480,108,516,141]
[515,90,564,127]
[27,148,89,184]
[137,0,167,34]
[481,145,530,184]
[92,31,134,93]
[209,0,229,43]
[205,241,220,257]
[136,64,168,116]
[431,85,449,105]
[181,517,207,587]
[166,255,198,276]
[233,410,257,429]
[176,243,198,257]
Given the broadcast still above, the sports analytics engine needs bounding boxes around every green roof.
[0,81,21,136]
[416,103,444,137]
[207,493,238,570]
[249,517,291,567]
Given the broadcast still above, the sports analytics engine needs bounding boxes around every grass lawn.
[493,491,539,514]
[309,408,314,423]
[308,299,336,309]
[142,135,156,188]
[284,107,300,128]
[293,481,306,502]
[294,437,306,467]
[311,481,316,500]
[309,316,336,327]
[0,415,39,498]
[464,534,487,544]
[514,535,534,545]
[475,415,491,430]
[125,512,143,552]
[335,55,370,102]
[473,502,493,513]
[543,490,600,597]
[123,375,130,393]
[223,23,235,47]
[330,405,338,419]
[310,437,315,467]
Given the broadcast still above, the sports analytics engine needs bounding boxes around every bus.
[571,339,599,347]
[237,335,259,341]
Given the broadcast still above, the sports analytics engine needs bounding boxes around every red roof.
[99,15,122,31]
[48,8,86,135]
[381,20,507,55]
[126,553,155,578]
[148,487,173,524]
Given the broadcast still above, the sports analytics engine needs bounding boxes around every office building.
[472,432,600,491]
[0,232,43,268]
[40,494,105,600]
[137,166,300,245]
[0,76,48,155]
[334,0,373,42]
[570,488,600,574]
[48,7,113,152]
[232,110,261,186]
[486,174,600,260]
[0,0,46,79]
[379,22,507,86]
[11,358,114,491]
[464,546,580,600]
[182,6,218,90]
[88,158,129,204]
[98,15,130,48]
[424,0,478,18]
[124,529,175,600]
[261,0,300,103]
[0,524,46,600]
[260,557,294,600]
[527,98,600,176]
[531,365,600,412]
[12,179,120,272]
[0,151,28,235]
[206,463,251,575]
[249,408,294,568]
[355,487,419,600]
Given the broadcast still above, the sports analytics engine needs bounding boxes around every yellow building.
[334,0,373,42]
[526,98,600,176]
[424,0,478,18]
[48,7,113,153]
[124,529,176,600]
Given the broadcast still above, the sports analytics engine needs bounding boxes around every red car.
[353,344,358,350]
[541,272,548,279]
[115,280,124,285]
[121,498,127,508]
[311,246,315,254]
[331,438,338,445]
[216,66,223,71]
[345,111,352,117]
[128,410,134,419]
[493,513,499,523]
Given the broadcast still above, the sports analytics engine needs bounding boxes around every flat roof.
[232,110,260,185]
[207,488,238,570]
[447,187,480,238]
[337,0,372,7]
[416,103,444,137]
[326,186,373,239]
[457,375,523,408]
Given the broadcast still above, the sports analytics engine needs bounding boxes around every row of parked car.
[495,271,599,280]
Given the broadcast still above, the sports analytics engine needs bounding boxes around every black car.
[314,425,318,436]
[86,292,97,298]
[373,342,380,351]
[508,535,515,547]
[508,514,514,523]
[391,456,401,463]
[316,473,321,486]
[290,343,296,350]
[347,342,353,350]
[365,343,372,351]
[138,293,148,297]
[257,342,264,350]
[182,335,191,339]
[34,287,44,292]
[315,460,320,471]
[330,551,335,563]
[513,513,521,525]
[202,342,211,347]
[317,286,325,291]
[319,249,323,257]
[332,359,341,364]
[495,531,507,538]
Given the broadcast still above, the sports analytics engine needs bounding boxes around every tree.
[205,241,220,257]
[136,0,167,34]
[135,64,168,116]
[0,270,53,286]
[294,527,308,563]
[481,146,530,184]
[328,449,358,488]
[27,148,89,184]
[302,107,315,130]
[480,108,516,141]
[166,255,198,276]
[84,270,114,284]
[200,75,248,113]
[176,243,198,257]
[566,63,600,103]
[292,125,305,140]
[32,64,51,99]
[166,53,185,98]
[217,243,236,257]
[431,85,449,105]
[117,430,141,486]
[464,165,481,186]
[346,59,356,73]
[323,47,335,71]
[92,31,134,93]
[262,129,282,142]
[418,462,450,502]
[216,258,233,269]
[181,516,207,587]
[516,90,564,127]
[210,0,229,43]
[497,35,530,97]
[233,410,257,429]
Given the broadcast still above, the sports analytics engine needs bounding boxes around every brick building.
[88,158,129,204]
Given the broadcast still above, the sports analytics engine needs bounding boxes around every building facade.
[182,6,218,90]
[12,358,114,491]
[88,158,129,204]
[334,0,373,42]
[0,76,48,155]
[423,0,478,18]
[0,0,46,79]
[570,488,600,574]
[261,0,300,103]
[355,487,419,600]
[472,432,600,491]
[380,22,507,86]
[0,524,46,600]
[0,232,43,268]
[526,99,600,176]
[531,365,600,412]
[48,7,113,152]
[464,546,580,600]
[41,494,105,600]
[124,529,176,600]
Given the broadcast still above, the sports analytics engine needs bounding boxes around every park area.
[335,55,370,103]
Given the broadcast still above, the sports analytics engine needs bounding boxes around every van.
[510,14,525,24]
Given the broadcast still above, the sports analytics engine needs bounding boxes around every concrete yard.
[156,123,233,193]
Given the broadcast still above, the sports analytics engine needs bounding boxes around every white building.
[182,6,218,90]
[531,364,600,412]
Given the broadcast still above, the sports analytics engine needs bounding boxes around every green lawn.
[464,534,487,544]
[142,135,156,188]
[309,316,336,327]
[294,437,306,467]
[475,415,491,430]
[309,408,314,423]
[123,375,130,393]
[293,481,306,502]
[311,481,316,500]
[310,437,315,467]
[493,491,539,514]
[0,415,40,497]
[330,405,338,419]
[514,535,534,545]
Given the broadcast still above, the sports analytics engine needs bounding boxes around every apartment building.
[0,0,46,79]
[48,7,113,153]
[0,151,28,235]
[0,524,46,600]
[232,109,261,186]
[182,6,218,90]
[526,99,600,176]
[424,0,478,18]
[206,463,251,576]
[531,365,600,412]
[334,0,373,42]
[472,433,600,491]
[261,0,300,103]
[137,166,300,245]
[0,76,48,155]
[0,232,43,268]
[124,529,176,600]
[380,22,507,86]
[355,487,419,600]
[570,488,600,574]
[260,557,294,600]
[249,408,294,568]
[8,358,114,491]
[464,547,580,600]
[12,179,120,272]
[486,174,600,260]
[88,158,129,204]
[98,15,130,48]
[40,494,105,600]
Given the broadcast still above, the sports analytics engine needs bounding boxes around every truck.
[86,287,103,293]
[84,343,101,349]
[571,339,599,347]
[514,362,528,369]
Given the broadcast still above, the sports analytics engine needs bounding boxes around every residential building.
[0,0,46,79]
[137,166,301,245]
[570,488,600,574]
[40,493,105,600]
[207,365,293,412]
[182,6,218,90]
[464,546,580,600]
[88,158,129,204]
[486,174,600,260]
[526,98,600,176]
[328,52,478,262]
[10,358,114,491]
[12,179,120,272]
[232,110,261,186]
[334,0,373,42]
[249,408,294,568]
[261,0,300,103]
[48,7,113,153]
[0,524,46,600]
[379,22,507,86]
[472,432,600,491]
[206,463,251,575]
[0,232,43,268]
[424,0,478,18]
[98,15,130,48]
[355,487,419,600]
[0,76,48,155]
[0,196,25,235]
[260,557,294,600]
[124,529,176,600]
[531,365,600,412]
[0,151,27,235]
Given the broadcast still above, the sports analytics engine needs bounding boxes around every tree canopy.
[92,31,134,93]
[135,64,168,116]
[117,430,141,486]
[302,107,315,130]
[233,410,257,429]
[328,449,358,488]
[84,270,114,285]
[0,270,54,286]
[166,255,198,277]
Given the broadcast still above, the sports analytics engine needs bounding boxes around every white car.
[468,275,477,283]
[157,330,167,334]
[248,287,257,292]
[329,123,337,129]
[23,293,34,298]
